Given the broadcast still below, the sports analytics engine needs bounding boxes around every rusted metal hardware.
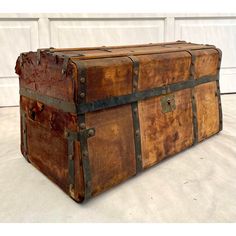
[75,61,93,201]
[214,48,223,131]
[61,55,70,75]
[17,41,223,203]
[20,75,218,116]
[20,87,77,113]
[65,127,95,199]
[185,50,198,145]
[77,75,218,114]
[20,109,29,162]
[128,56,143,173]
[161,94,176,113]
[36,47,54,65]
[67,132,75,198]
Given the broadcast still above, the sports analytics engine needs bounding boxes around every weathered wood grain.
[138,51,191,91]
[195,81,220,142]
[16,42,222,202]
[20,95,77,194]
[139,89,194,168]
[193,49,219,79]
[86,105,136,196]
[84,57,133,102]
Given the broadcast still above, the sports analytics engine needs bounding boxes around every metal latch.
[161,94,176,113]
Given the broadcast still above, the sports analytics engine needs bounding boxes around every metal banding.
[77,75,218,114]
[185,50,198,145]
[214,48,223,131]
[20,75,219,115]
[62,55,70,75]
[76,61,92,201]
[66,127,95,200]
[20,87,77,113]
[20,109,29,162]
[67,132,75,198]
[128,56,143,173]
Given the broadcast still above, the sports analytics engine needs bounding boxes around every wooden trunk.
[15,41,222,202]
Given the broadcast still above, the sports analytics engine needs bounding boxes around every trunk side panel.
[193,49,219,79]
[20,96,78,195]
[195,81,220,142]
[16,52,77,102]
[86,105,136,196]
[139,89,194,168]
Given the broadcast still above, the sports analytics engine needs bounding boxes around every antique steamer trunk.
[15,41,222,202]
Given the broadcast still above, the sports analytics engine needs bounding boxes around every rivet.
[68,154,73,160]
[134,68,139,75]
[80,92,85,98]
[80,77,85,83]
[23,129,26,134]
[136,130,140,136]
[62,68,65,74]
[80,123,86,129]
[162,89,166,94]
[88,129,95,137]
[83,150,88,157]
[133,107,138,113]
[137,154,142,160]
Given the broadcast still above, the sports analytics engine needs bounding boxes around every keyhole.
[167,98,171,105]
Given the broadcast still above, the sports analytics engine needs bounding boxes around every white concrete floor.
[0,95,236,223]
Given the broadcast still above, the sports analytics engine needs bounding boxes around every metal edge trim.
[185,50,198,145]
[128,56,143,174]
[20,87,77,113]
[20,109,29,162]
[75,61,92,201]
[67,134,75,198]
[213,48,223,131]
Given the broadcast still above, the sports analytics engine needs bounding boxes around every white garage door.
[0,13,235,106]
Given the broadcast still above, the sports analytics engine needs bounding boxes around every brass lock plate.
[160,94,176,113]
